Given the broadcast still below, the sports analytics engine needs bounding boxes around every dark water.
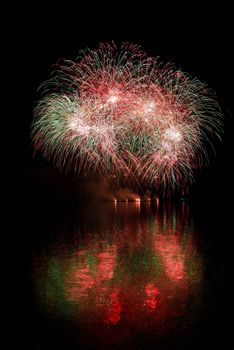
[22,198,232,349]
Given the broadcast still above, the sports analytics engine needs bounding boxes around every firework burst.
[32,42,223,189]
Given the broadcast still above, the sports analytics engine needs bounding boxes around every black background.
[4,4,234,349]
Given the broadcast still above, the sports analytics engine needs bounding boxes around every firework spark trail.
[32,42,223,188]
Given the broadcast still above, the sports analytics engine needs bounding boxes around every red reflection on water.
[66,246,116,301]
[66,263,95,299]
[96,248,116,281]
[155,235,185,281]
[144,283,160,312]
[104,289,122,325]
[66,246,122,324]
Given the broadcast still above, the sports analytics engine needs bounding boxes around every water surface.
[30,201,215,349]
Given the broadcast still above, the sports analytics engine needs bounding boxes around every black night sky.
[4,4,234,349]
